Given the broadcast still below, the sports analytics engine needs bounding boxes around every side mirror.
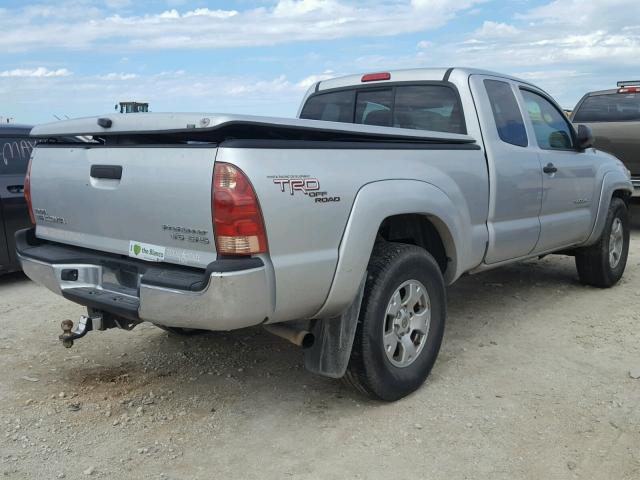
[576,124,594,150]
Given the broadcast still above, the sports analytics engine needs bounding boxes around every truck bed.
[30,113,478,145]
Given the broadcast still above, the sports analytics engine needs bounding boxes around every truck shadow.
[57,204,640,409]
[65,253,587,410]
[0,270,29,287]
[630,202,640,230]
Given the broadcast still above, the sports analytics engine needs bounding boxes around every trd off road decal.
[268,175,340,204]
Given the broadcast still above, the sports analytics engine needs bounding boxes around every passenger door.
[470,76,542,264]
[518,89,598,252]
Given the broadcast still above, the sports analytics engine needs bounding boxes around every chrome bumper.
[632,178,640,196]
[18,253,272,331]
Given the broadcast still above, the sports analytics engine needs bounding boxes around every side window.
[484,79,528,147]
[520,90,574,150]
[355,89,393,127]
[1,137,35,175]
[393,85,466,134]
[299,90,355,123]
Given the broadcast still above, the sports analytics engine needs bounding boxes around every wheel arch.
[313,179,467,319]
[377,213,452,274]
[584,170,633,246]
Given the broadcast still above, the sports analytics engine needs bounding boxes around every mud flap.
[303,276,365,378]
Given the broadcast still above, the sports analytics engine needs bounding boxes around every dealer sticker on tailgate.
[129,241,166,262]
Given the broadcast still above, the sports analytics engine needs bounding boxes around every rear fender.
[313,180,467,318]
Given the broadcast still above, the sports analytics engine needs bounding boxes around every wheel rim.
[609,217,624,269]
[383,279,431,368]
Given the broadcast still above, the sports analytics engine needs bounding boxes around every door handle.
[7,185,24,194]
[90,165,122,180]
[543,163,557,174]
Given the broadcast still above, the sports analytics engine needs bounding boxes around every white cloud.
[475,21,519,38]
[0,1,483,51]
[226,75,291,95]
[0,68,343,123]
[99,72,139,81]
[296,71,336,89]
[3,0,639,120]
[0,67,71,78]
[272,0,344,17]
[183,8,238,19]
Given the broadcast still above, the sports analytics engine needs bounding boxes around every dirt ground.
[1,208,640,480]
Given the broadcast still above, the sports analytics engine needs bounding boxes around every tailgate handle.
[91,165,122,180]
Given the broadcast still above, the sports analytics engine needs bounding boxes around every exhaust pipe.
[264,324,315,349]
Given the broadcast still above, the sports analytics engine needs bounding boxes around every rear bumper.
[632,177,640,196]
[16,229,272,331]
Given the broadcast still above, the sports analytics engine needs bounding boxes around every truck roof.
[579,88,621,97]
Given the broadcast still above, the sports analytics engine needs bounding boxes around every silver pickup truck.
[17,68,633,401]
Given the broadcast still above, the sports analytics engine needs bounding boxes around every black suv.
[1,124,34,273]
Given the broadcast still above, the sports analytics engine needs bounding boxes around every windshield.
[573,93,640,122]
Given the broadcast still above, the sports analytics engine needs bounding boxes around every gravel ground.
[1,206,640,480]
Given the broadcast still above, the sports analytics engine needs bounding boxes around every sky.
[1,0,639,124]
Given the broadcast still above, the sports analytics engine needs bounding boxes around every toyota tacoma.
[17,68,633,401]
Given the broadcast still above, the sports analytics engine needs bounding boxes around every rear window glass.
[299,90,354,123]
[300,84,466,134]
[355,89,393,127]
[393,85,465,133]
[1,137,36,175]
[573,93,640,122]
[484,79,528,147]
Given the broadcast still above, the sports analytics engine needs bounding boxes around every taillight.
[24,157,35,224]
[213,163,268,256]
[618,87,638,94]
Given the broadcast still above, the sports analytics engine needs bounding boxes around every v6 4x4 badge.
[268,175,340,204]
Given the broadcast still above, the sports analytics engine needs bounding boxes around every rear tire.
[575,197,629,288]
[344,242,446,401]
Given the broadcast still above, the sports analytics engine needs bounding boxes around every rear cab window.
[573,93,640,122]
[483,79,528,147]
[300,83,466,134]
[1,136,36,175]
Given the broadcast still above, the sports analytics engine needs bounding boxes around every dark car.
[571,81,640,194]
[1,124,35,273]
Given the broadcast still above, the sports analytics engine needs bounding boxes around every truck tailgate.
[30,146,217,269]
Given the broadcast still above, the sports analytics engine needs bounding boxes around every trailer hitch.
[59,315,102,348]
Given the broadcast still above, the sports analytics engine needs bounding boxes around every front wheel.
[575,197,630,288]
[344,242,446,401]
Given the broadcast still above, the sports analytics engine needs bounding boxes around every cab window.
[300,84,466,134]
[521,90,574,150]
[355,89,393,127]
[484,79,528,147]
[299,90,355,123]
[393,85,465,133]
